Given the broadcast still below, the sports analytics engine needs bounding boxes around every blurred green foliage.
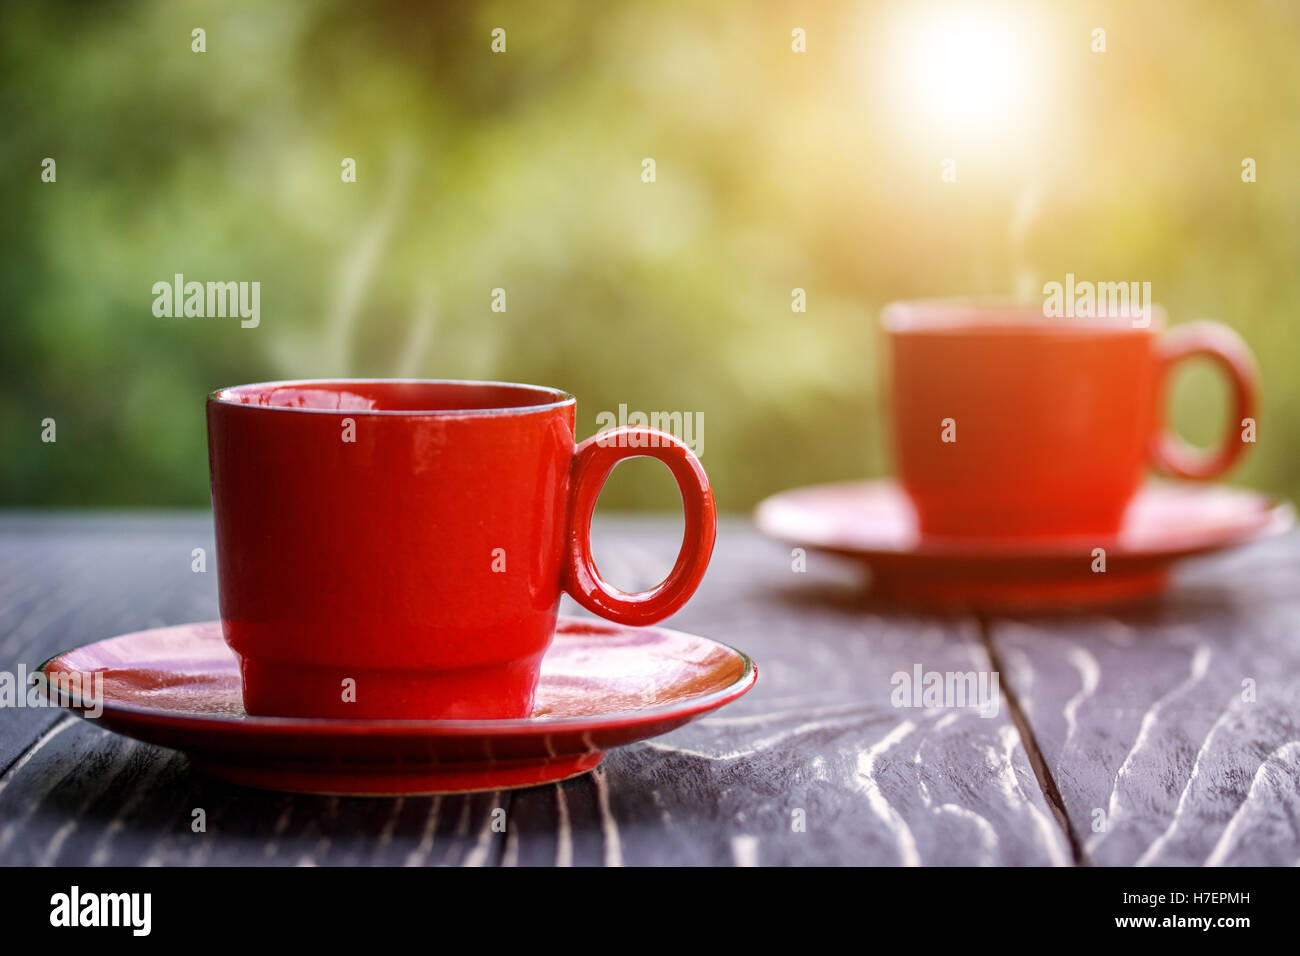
[3,0,1299,510]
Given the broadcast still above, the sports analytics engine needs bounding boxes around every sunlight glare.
[888,3,1043,142]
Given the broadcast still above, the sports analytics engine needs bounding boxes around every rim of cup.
[207,378,577,418]
[881,297,1167,333]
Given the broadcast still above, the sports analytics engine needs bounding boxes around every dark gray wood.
[0,513,1071,866]
[986,535,1300,866]
[0,515,508,867]
[507,519,1069,866]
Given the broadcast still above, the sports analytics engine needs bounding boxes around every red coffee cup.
[881,300,1259,538]
[206,379,716,719]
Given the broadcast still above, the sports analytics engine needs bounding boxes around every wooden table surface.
[1,512,1296,866]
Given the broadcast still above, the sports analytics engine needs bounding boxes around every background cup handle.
[563,426,716,626]
[1153,320,1260,480]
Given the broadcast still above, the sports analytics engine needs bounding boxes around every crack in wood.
[977,614,1087,866]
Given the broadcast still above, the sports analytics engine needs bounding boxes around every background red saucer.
[755,479,1294,609]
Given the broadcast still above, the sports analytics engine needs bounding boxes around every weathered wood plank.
[0,514,1070,865]
[507,518,1071,866]
[0,515,510,866]
[0,716,511,866]
[987,534,1300,866]
[0,516,219,774]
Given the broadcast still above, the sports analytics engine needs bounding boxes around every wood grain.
[986,535,1300,866]
[0,514,1067,865]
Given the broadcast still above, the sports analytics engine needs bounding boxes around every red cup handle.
[1153,320,1259,480]
[564,426,716,626]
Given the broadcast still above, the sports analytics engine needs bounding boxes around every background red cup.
[881,300,1259,538]
[206,379,716,720]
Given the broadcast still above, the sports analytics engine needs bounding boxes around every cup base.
[238,657,542,720]
[908,494,1130,539]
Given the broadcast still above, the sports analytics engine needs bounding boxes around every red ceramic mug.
[882,300,1259,538]
[207,379,716,720]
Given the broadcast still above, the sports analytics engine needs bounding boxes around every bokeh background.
[3,0,1298,511]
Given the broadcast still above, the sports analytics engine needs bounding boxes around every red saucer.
[755,479,1293,609]
[40,618,756,795]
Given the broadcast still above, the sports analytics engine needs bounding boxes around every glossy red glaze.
[1153,321,1259,479]
[755,479,1293,609]
[207,380,716,720]
[40,618,756,795]
[882,302,1260,538]
[566,427,716,625]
